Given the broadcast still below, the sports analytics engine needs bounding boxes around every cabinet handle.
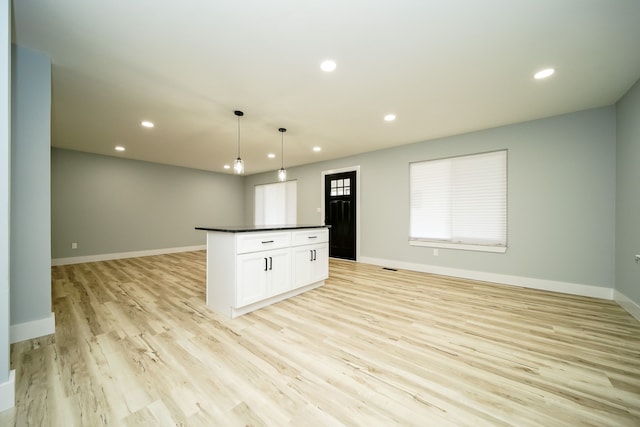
[269,257,273,270]
[264,258,268,271]
[310,250,313,261]
[261,240,274,244]
[308,236,317,239]
[313,249,317,261]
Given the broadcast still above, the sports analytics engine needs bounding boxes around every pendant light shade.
[233,110,244,174]
[278,127,287,182]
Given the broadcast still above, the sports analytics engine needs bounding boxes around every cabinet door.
[292,243,328,289]
[311,243,329,282]
[236,253,269,308]
[292,246,314,289]
[267,248,292,297]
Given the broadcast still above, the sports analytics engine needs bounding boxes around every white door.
[311,243,329,283]
[292,246,314,289]
[267,248,292,297]
[236,253,269,307]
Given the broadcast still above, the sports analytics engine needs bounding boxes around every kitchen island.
[195,225,329,318]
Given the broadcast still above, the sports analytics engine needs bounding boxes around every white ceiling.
[11,0,640,175]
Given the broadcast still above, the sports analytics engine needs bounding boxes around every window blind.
[409,150,507,250]
[254,181,297,226]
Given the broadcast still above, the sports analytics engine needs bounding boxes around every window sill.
[409,240,507,253]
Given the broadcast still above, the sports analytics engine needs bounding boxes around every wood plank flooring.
[2,251,640,426]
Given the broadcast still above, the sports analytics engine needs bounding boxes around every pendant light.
[233,110,244,174]
[278,127,287,182]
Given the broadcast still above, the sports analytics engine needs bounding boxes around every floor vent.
[382,267,398,271]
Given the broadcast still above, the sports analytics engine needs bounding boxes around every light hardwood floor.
[2,251,640,426]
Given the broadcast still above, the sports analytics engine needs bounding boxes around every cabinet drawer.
[236,232,291,254]
[291,228,328,246]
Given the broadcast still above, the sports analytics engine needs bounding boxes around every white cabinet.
[236,248,291,307]
[292,229,329,290]
[201,227,328,318]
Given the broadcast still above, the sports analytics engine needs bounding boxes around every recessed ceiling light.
[141,120,154,128]
[320,60,336,72]
[534,68,555,80]
[268,153,276,159]
[313,146,322,152]
[114,146,125,152]
[223,164,231,170]
[384,114,396,122]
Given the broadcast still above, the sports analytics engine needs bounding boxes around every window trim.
[409,239,507,253]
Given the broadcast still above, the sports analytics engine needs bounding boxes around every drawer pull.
[308,236,318,239]
[261,240,275,244]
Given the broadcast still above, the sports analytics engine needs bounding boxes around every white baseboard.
[51,244,206,266]
[614,290,640,322]
[0,370,15,412]
[10,312,56,343]
[359,256,613,300]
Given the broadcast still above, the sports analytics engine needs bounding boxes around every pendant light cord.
[237,115,241,158]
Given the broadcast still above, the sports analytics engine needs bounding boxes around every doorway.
[324,170,357,260]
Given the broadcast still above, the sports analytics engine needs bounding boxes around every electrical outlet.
[71,242,77,249]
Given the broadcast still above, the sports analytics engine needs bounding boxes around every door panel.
[324,171,356,260]
[236,253,268,307]
[311,244,329,282]
[268,248,291,297]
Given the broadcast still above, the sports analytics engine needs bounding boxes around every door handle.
[310,250,313,261]
[264,258,268,271]
[312,249,317,261]
[269,257,273,270]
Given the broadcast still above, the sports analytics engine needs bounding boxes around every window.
[254,181,297,226]
[409,150,507,252]
[330,178,351,196]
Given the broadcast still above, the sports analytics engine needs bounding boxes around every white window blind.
[254,181,297,226]
[409,150,507,252]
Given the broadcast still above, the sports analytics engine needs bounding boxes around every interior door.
[324,171,356,260]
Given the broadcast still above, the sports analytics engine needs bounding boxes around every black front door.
[324,171,356,260]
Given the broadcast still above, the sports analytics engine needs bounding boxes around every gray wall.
[616,78,640,304]
[10,45,52,326]
[1,0,10,390]
[52,148,245,258]
[245,107,616,289]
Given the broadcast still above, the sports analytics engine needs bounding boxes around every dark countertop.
[195,224,329,233]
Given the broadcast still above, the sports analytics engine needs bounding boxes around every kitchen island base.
[197,226,329,319]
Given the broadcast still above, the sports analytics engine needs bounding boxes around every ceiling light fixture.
[320,60,337,72]
[278,128,287,182]
[141,120,154,128]
[223,164,230,170]
[384,114,396,122]
[268,153,276,159]
[534,68,555,80]
[115,145,125,152]
[313,146,321,152]
[233,110,244,174]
